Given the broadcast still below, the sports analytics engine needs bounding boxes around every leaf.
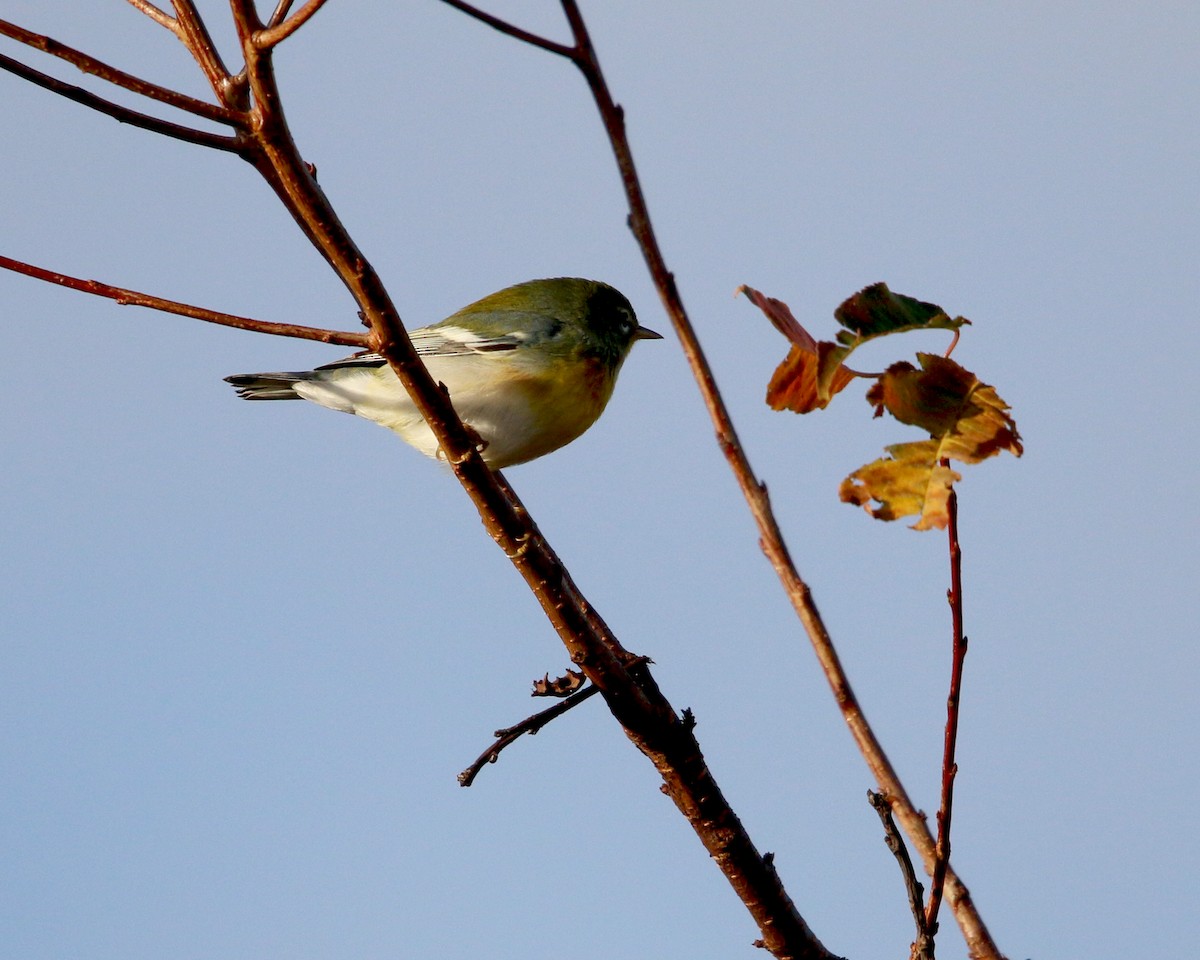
[867,354,1023,462]
[833,283,961,341]
[844,355,1022,528]
[764,342,856,413]
[840,441,962,530]
[532,669,586,698]
[742,282,969,413]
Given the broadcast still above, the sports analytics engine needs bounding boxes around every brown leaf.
[532,669,586,698]
[869,354,1023,461]
[846,355,1022,529]
[743,282,969,415]
[765,343,856,413]
[738,284,816,351]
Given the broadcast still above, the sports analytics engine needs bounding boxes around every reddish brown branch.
[0,255,367,347]
[125,0,175,33]
[0,48,239,152]
[168,1,236,97]
[267,1,298,28]
[446,3,1003,957]
[256,0,332,47]
[0,19,241,126]
[217,4,838,957]
[927,479,967,934]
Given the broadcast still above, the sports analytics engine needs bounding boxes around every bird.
[225,277,661,468]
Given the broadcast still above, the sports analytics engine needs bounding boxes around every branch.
[220,4,837,956]
[256,0,332,48]
[0,49,240,152]
[0,19,241,126]
[436,0,575,58]
[927,480,967,933]
[869,791,935,960]
[125,0,176,33]
[536,2,1005,956]
[167,1,235,98]
[267,1,297,28]
[0,254,367,347]
[458,683,600,787]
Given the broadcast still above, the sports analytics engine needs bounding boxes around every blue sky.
[3,2,1197,958]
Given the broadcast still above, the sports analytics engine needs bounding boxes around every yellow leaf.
[840,441,962,530]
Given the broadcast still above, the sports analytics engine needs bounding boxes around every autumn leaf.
[843,354,1022,529]
[867,354,1023,462]
[532,669,587,698]
[840,441,961,531]
[742,282,968,414]
[833,283,959,340]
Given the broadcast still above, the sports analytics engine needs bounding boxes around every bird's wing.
[411,323,528,356]
[312,323,536,372]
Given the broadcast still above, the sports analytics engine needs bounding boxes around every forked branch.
[439,3,1004,958]
[256,0,333,48]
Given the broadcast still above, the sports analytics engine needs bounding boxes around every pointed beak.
[634,325,664,341]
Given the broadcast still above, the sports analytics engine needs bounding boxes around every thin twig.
[0,19,241,126]
[458,684,600,787]
[267,0,298,28]
[869,791,935,960]
[927,478,967,933]
[437,0,574,58]
[0,50,240,152]
[125,0,178,34]
[169,0,235,100]
[256,0,332,48]
[0,255,367,347]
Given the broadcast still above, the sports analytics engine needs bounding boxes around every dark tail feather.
[224,372,313,401]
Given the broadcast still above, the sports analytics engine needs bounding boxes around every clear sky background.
[3,2,1197,958]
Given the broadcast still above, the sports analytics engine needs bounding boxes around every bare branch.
[0,50,240,152]
[538,1,1005,956]
[927,481,967,933]
[221,6,839,954]
[458,684,600,787]
[170,0,236,99]
[0,255,367,348]
[437,0,574,58]
[267,1,297,29]
[125,0,178,34]
[0,18,242,127]
[256,0,331,48]
[869,791,935,960]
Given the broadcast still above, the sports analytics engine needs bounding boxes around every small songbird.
[225,277,661,468]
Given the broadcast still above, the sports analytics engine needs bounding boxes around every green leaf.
[833,283,962,340]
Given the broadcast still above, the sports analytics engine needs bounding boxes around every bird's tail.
[224,372,315,400]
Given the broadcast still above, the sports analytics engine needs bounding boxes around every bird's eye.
[617,309,633,335]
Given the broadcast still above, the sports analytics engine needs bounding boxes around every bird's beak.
[634,325,664,340]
